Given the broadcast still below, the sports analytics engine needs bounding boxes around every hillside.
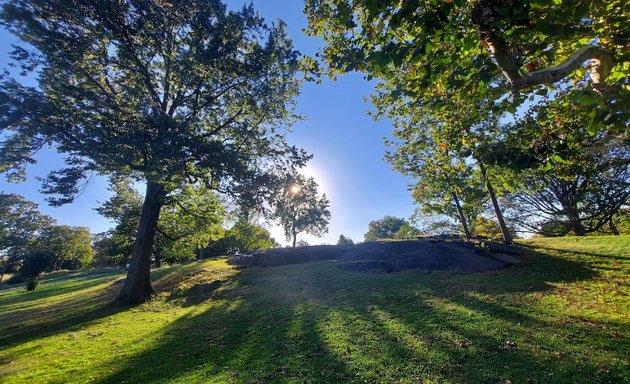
[0,236,628,383]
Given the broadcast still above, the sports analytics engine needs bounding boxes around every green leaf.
[577,93,596,106]
[551,155,568,164]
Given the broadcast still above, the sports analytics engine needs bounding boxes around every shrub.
[26,277,38,291]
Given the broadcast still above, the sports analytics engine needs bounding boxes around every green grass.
[0,236,628,383]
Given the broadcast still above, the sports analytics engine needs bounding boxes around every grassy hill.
[0,236,628,383]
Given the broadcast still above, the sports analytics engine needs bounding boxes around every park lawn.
[0,236,628,383]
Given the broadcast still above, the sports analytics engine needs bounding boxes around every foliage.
[20,249,55,279]
[306,0,628,243]
[363,215,408,241]
[38,225,95,270]
[304,0,629,124]
[472,216,517,240]
[295,239,310,247]
[385,116,488,238]
[154,185,225,265]
[336,234,354,245]
[272,173,331,247]
[0,193,54,278]
[502,98,630,236]
[393,223,421,239]
[92,232,127,267]
[206,220,277,257]
[0,236,628,383]
[0,0,310,303]
[611,209,630,235]
[96,180,225,265]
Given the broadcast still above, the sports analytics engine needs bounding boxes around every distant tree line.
[0,193,94,289]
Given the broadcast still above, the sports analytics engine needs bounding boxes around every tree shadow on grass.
[92,247,628,383]
[0,264,189,350]
[4,246,627,383]
[90,265,355,383]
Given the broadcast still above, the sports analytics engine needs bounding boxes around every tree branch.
[512,46,613,91]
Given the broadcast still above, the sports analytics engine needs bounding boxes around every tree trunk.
[116,181,165,305]
[570,216,587,236]
[478,162,513,245]
[608,218,620,235]
[292,231,297,248]
[452,192,472,240]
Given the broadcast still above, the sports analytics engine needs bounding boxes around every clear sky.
[0,0,416,246]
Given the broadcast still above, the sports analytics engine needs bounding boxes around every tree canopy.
[304,0,629,109]
[272,173,331,247]
[364,215,408,241]
[96,179,225,266]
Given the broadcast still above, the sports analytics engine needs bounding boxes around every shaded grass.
[0,237,628,383]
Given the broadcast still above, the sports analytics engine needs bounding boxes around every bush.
[26,277,38,291]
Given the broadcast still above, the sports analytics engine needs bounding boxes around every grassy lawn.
[0,236,628,383]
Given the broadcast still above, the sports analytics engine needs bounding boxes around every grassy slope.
[0,236,628,384]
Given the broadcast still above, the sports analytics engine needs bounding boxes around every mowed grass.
[0,236,628,384]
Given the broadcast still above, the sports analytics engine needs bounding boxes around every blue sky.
[0,0,416,246]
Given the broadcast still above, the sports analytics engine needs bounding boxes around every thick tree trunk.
[570,216,587,236]
[292,231,297,248]
[116,181,165,305]
[452,192,472,240]
[478,162,513,245]
[609,219,620,235]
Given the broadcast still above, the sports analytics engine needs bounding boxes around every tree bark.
[478,162,513,245]
[568,213,587,236]
[609,219,620,235]
[292,231,297,248]
[472,1,613,92]
[452,192,472,240]
[116,181,165,305]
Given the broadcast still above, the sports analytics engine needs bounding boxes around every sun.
[289,184,301,194]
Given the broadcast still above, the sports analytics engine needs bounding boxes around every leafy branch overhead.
[304,0,629,105]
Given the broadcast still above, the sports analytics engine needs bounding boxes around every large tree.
[0,0,309,303]
[272,173,331,247]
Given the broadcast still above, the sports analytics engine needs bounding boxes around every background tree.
[337,234,354,245]
[364,216,408,241]
[272,173,331,247]
[205,220,277,257]
[36,225,95,270]
[394,223,422,240]
[96,179,225,266]
[500,96,629,236]
[20,249,54,291]
[0,0,310,304]
[0,193,54,282]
